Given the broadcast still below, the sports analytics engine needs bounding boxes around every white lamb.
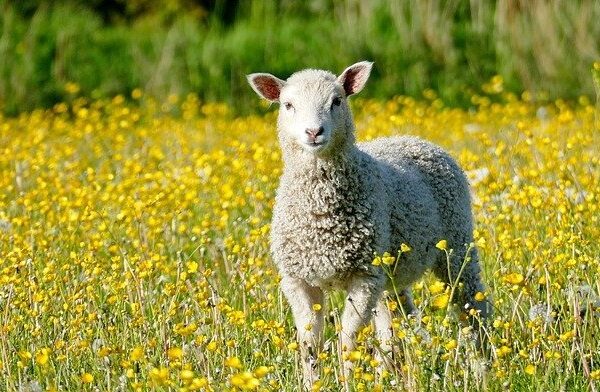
[247,61,491,389]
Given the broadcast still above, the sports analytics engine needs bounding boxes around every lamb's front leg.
[280,276,324,390]
[372,288,414,377]
[339,274,384,387]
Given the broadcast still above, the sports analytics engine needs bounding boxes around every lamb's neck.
[281,144,364,191]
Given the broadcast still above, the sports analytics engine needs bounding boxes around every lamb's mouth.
[303,140,327,149]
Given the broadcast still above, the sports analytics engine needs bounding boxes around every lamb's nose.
[305,127,324,140]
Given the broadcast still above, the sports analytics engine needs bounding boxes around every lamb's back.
[359,136,474,249]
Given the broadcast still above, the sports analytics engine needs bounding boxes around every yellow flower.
[382,253,395,265]
[436,240,448,250]
[225,356,243,369]
[524,364,536,375]
[373,252,395,266]
[167,347,183,360]
[81,373,94,383]
[254,365,270,378]
[192,377,209,388]
[444,339,457,350]
[149,367,169,386]
[497,345,512,357]
[98,347,111,357]
[130,346,144,361]
[386,300,398,311]
[131,88,143,99]
[64,82,80,94]
[206,341,218,352]
[429,281,446,295]
[35,348,50,366]
[347,350,362,362]
[503,272,524,285]
[400,243,411,253]
[559,330,575,342]
[312,303,322,311]
[474,291,486,301]
[230,371,260,389]
[180,369,194,380]
[432,293,450,309]
[18,351,32,361]
[187,261,199,273]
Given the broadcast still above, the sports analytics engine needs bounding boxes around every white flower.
[19,381,42,392]
[528,303,554,324]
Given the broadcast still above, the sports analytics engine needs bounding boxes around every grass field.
[1,85,599,391]
[2,1,600,114]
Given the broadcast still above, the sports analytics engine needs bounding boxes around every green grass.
[1,0,599,115]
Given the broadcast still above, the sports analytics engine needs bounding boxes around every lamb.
[247,61,491,389]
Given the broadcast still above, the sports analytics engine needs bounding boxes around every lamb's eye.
[332,97,342,108]
[284,102,294,110]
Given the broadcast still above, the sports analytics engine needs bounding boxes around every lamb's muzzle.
[305,127,324,143]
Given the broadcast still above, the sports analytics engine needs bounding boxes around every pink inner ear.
[343,71,360,96]
[254,76,281,101]
[341,65,370,96]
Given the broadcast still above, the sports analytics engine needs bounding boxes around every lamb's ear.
[246,73,285,102]
[338,61,373,96]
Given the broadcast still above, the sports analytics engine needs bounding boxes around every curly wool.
[271,134,486,313]
[271,145,390,288]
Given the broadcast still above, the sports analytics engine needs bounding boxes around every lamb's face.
[277,71,347,154]
[247,61,373,157]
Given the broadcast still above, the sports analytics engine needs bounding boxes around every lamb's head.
[247,61,373,157]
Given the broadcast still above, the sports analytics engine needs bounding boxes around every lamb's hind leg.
[280,276,325,390]
[433,244,492,328]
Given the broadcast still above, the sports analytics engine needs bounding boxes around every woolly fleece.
[271,134,486,313]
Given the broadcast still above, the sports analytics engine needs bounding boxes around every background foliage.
[0,0,599,112]
[1,0,600,114]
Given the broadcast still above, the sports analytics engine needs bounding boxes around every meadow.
[0,76,599,391]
